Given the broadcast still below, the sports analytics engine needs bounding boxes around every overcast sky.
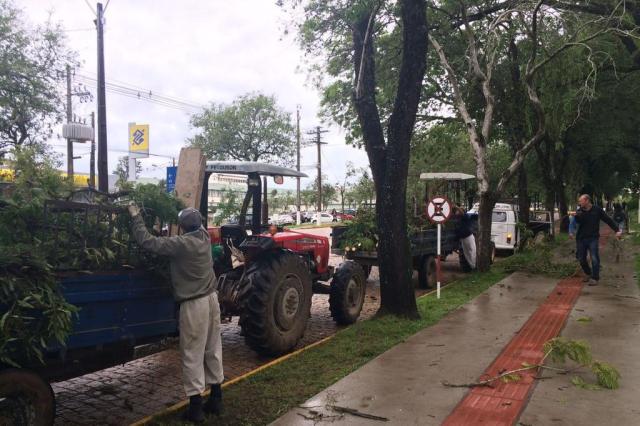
[19,0,369,189]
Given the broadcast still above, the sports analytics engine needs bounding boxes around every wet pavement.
[275,229,640,426]
[52,227,465,425]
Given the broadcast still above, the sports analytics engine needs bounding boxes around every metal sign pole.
[437,223,441,299]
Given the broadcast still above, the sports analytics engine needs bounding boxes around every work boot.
[182,394,205,423]
[581,276,590,283]
[203,384,223,415]
[588,278,598,286]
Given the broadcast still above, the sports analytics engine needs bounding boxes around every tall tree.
[189,92,295,166]
[0,1,76,158]
[428,0,637,270]
[285,0,428,317]
[190,92,296,225]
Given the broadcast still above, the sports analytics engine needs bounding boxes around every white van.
[469,203,551,252]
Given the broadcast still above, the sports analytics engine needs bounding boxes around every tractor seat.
[220,224,247,247]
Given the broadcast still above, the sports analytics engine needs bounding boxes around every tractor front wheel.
[240,252,312,356]
[0,368,55,426]
[329,261,366,325]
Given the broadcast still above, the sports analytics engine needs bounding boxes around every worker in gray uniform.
[128,205,223,423]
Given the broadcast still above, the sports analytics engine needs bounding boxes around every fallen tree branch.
[329,405,389,422]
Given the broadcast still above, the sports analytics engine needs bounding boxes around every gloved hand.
[128,204,140,217]
[616,231,622,239]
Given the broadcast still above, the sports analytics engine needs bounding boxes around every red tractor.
[201,162,366,356]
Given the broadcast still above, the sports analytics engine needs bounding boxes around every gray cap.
[178,208,202,232]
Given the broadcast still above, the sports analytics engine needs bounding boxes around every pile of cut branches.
[0,150,183,367]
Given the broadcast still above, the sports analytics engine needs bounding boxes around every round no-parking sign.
[426,196,452,224]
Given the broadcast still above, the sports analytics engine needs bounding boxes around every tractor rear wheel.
[418,255,436,289]
[329,261,366,325]
[0,368,55,426]
[240,252,312,356]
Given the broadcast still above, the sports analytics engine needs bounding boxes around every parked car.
[311,212,336,224]
[334,211,355,221]
[301,211,315,223]
[268,213,294,226]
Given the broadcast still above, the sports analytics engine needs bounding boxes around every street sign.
[128,123,149,158]
[426,196,452,224]
[166,166,177,193]
[426,195,452,300]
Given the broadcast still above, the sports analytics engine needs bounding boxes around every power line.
[75,73,204,112]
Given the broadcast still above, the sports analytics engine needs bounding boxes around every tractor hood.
[205,161,307,178]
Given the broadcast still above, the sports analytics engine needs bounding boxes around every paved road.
[53,227,465,425]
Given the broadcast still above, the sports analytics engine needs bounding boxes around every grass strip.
[150,268,506,426]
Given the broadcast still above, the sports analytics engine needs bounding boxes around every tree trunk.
[477,191,497,272]
[376,175,415,317]
[556,178,569,233]
[517,166,529,224]
[350,0,427,318]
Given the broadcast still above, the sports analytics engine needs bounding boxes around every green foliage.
[592,361,621,390]
[0,0,77,157]
[339,209,377,252]
[125,183,183,230]
[213,188,241,225]
[543,337,593,365]
[498,243,575,278]
[113,156,142,189]
[189,92,295,167]
[570,376,601,390]
[0,151,182,368]
[501,373,522,384]
[542,338,620,390]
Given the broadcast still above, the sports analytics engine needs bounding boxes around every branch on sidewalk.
[441,338,621,390]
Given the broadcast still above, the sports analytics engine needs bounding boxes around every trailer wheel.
[329,261,366,325]
[0,368,55,426]
[357,263,372,280]
[240,252,312,356]
[418,255,437,289]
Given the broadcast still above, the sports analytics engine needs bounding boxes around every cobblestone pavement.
[52,227,465,425]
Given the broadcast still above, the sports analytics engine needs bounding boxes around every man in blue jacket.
[569,194,621,286]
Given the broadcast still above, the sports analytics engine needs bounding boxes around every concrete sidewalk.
[519,239,640,425]
[272,238,640,426]
[273,272,558,425]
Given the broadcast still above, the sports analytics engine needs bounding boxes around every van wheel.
[490,242,496,264]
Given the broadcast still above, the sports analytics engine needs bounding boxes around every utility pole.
[90,112,96,188]
[66,65,73,180]
[296,105,301,224]
[307,126,328,215]
[96,2,108,192]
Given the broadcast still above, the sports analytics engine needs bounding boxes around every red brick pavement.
[52,252,464,425]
